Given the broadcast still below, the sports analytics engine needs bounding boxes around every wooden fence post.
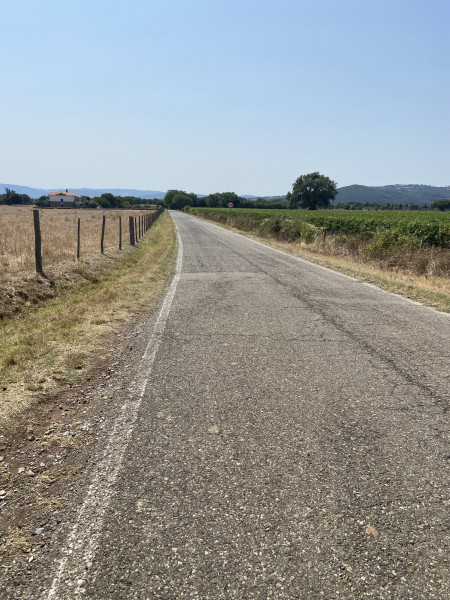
[101,214,106,254]
[33,209,43,273]
[77,217,81,259]
[135,217,138,240]
[129,216,135,246]
[119,216,122,250]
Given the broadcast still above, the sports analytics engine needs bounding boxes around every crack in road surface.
[6,211,449,599]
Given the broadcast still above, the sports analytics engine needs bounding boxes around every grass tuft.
[0,211,177,431]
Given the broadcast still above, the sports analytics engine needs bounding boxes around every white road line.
[46,228,183,599]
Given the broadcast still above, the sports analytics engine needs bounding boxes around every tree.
[0,188,33,205]
[290,172,337,210]
[286,191,295,209]
[171,192,192,210]
[163,189,197,210]
[81,198,98,208]
[101,192,118,208]
[97,196,111,208]
[35,195,50,207]
[430,199,450,211]
[203,191,245,208]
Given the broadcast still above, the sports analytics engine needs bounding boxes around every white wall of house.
[49,193,82,207]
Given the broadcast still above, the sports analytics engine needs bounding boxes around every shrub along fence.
[32,207,164,274]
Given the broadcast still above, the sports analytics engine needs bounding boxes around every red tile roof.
[49,191,81,197]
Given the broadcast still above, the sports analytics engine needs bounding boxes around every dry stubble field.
[0,206,155,275]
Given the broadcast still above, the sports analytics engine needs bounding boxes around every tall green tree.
[204,192,245,208]
[430,199,450,211]
[0,187,32,205]
[286,191,295,209]
[163,189,197,209]
[290,172,337,210]
[101,192,118,208]
[35,195,50,207]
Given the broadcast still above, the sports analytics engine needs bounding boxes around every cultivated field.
[188,207,450,247]
[0,206,156,275]
[187,207,450,279]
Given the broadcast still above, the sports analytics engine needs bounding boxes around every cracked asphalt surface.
[12,212,450,598]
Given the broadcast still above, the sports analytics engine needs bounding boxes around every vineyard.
[187,207,450,248]
[186,207,450,279]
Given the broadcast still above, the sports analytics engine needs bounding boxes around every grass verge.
[0,211,177,431]
[193,214,450,312]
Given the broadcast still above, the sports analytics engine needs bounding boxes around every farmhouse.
[49,189,82,208]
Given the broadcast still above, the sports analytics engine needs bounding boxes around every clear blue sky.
[1,0,449,195]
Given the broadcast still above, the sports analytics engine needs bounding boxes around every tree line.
[2,181,450,211]
[165,173,339,211]
[0,187,35,205]
[0,189,161,208]
[162,190,286,210]
[72,193,160,209]
[165,173,450,211]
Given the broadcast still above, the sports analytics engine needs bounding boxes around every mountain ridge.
[1,183,449,205]
[334,184,450,206]
[0,184,167,200]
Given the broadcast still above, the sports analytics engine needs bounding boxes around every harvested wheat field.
[0,205,156,275]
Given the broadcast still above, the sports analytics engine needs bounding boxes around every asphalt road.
[21,212,450,598]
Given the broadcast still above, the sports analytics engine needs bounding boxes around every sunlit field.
[0,206,156,275]
[188,207,450,280]
[188,207,450,247]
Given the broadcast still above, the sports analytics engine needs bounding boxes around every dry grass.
[0,211,177,431]
[317,232,449,279]
[274,241,450,309]
[0,205,156,275]
[0,527,32,557]
[194,215,450,312]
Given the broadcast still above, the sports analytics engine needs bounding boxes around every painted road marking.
[46,228,184,599]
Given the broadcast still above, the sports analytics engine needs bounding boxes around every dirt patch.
[0,276,57,320]
[0,288,164,573]
[0,247,134,320]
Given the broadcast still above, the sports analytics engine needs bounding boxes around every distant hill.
[220,185,450,206]
[0,184,166,200]
[70,188,167,200]
[334,184,450,206]
[2,182,450,205]
[0,184,49,198]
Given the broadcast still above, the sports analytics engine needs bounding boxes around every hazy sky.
[1,0,449,195]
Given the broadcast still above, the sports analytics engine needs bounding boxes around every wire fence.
[0,206,164,275]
